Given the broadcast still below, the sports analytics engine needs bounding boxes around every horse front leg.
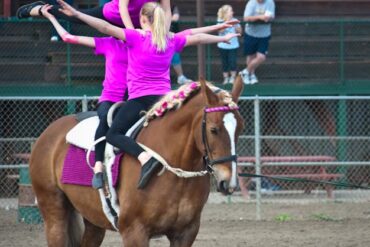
[168,221,200,247]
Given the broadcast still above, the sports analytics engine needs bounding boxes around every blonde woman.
[217,5,242,84]
[56,0,240,189]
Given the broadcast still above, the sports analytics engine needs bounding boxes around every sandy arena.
[1,193,370,247]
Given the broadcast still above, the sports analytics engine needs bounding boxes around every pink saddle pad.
[61,145,122,187]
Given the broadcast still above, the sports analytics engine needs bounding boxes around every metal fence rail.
[1,96,370,221]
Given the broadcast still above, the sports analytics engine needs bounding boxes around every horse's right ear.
[231,75,244,102]
[199,77,218,105]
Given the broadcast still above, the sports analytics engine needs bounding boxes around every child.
[217,5,241,84]
[57,0,240,189]
[41,5,128,189]
[170,5,191,84]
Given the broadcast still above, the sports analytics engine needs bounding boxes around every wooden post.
[196,0,205,79]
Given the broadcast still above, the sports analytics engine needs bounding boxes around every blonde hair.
[217,5,232,22]
[141,2,169,52]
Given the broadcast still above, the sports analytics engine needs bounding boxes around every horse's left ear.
[199,77,218,105]
[231,74,244,102]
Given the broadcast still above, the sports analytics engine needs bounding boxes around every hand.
[261,15,270,22]
[224,19,240,27]
[223,33,240,44]
[57,0,78,17]
[40,4,54,19]
[217,19,240,31]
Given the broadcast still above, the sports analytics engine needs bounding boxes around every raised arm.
[41,5,95,47]
[185,33,240,47]
[160,0,172,32]
[119,0,134,29]
[171,6,179,22]
[57,0,126,40]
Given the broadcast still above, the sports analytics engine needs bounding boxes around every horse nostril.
[219,180,231,195]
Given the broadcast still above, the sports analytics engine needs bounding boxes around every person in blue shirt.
[240,0,275,84]
[217,5,242,85]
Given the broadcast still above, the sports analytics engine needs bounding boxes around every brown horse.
[30,77,244,246]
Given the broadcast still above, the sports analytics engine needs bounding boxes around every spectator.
[217,5,241,84]
[240,0,275,84]
[170,5,192,84]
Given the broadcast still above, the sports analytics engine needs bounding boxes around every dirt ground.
[1,199,370,247]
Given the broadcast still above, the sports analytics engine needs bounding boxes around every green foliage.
[275,213,292,222]
[312,213,336,221]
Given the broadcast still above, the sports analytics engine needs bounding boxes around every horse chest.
[175,198,203,224]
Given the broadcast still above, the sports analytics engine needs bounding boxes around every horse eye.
[210,127,218,135]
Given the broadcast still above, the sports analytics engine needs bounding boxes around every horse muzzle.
[213,165,236,195]
[217,180,235,195]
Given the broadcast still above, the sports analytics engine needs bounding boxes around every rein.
[202,106,239,171]
[239,173,370,190]
[137,105,240,178]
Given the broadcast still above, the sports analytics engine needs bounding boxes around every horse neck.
[147,94,204,169]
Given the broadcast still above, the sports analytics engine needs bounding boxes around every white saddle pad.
[66,115,146,150]
[66,116,99,150]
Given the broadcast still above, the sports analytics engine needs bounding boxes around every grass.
[275,213,293,222]
[312,213,337,221]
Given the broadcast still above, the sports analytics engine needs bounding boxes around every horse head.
[195,76,244,195]
[142,76,244,195]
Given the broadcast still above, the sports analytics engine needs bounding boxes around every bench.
[8,153,31,180]
[13,153,31,161]
[237,156,343,199]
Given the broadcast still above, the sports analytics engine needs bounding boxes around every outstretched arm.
[42,5,95,47]
[187,19,240,35]
[57,0,126,40]
[185,33,240,46]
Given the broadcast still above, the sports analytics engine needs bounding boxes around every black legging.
[94,101,114,162]
[106,95,161,158]
[44,1,114,25]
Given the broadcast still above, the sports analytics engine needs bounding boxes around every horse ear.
[231,74,244,102]
[199,77,218,105]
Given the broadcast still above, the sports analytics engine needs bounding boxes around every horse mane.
[143,81,238,126]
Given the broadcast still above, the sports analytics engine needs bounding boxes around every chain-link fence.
[237,96,370,215]
[1,96,370,222]
[2,19,370,96]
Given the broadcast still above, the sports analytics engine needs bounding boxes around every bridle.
[201,106,239,172]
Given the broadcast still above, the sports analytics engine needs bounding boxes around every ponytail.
[141,2,168,52]
[152,6,167,52]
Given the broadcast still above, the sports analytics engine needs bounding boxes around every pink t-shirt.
[103,0,159,28]
[94,37,128,103]
[124,29,187,99]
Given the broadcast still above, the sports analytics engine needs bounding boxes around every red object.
[3,0,11,17]
[13,153,31,161]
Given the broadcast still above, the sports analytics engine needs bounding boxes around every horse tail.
[66,209,84,247]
